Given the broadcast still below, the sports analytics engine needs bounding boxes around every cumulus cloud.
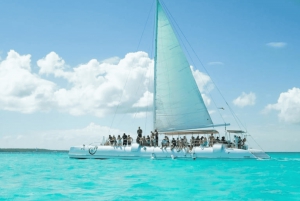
[101,56,120,65]
[191,66,213,93]
[0,50,212,117]
[201,94,211,106]
[207,61,224,66]
[191,66,213,106]
[265,87,300,124]
[0,50,56,113]
[266,42,287,48]
[233,92,256,107]
[37,51,65,75]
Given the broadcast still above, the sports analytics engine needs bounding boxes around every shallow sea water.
[0,152,300,201]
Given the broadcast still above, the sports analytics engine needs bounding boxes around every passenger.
[199,136,203,146]
[155,129,159,146]
[209,133,214,147]
[165,136,170,147]
[109,135,113,145]
[137,126,143,138]
[242,137,246,146]
[221,136,226,143]
[241,137,247,149]
[203,137,208,147]
[170,138,175,150]
[216,137,220,143]
[117,135,122,146]
[122,133,127,146]
[190,137,194,147]
[127,135,132,146]
[160,137,167,149]
[150,135,153,146]
[176,138,180,148]
[150,131,155,146]
[234,135,239,148]
[195,136,200,146]
[238,136,242,149]
[151,131,155,138]
[172,138,176,147]
[105,140,110,145]
[151,135,156,147]
[183,136,188,147]
[136,136,140,144]
[146,135,150,146]
[142,136,147,146]
[112,135,116,146]
[180,138,184,149]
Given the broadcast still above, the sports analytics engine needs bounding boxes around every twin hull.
[69,143,269,159]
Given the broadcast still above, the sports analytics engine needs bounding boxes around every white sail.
[154,1,213,132]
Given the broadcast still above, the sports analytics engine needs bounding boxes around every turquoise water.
[0,153,300,201]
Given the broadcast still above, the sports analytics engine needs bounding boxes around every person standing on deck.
[127,135,132,146]
[155,129,159,146]
[137,127,143,138]
[209,133,215,147]
[234,135,239,148]
[122,133,127,146]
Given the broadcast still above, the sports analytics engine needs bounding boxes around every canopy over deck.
[162,130,219,135]
[227,130,246,134]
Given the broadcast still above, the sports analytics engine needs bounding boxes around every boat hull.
[68,143,270,159]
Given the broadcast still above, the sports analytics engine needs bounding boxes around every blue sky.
[0,0,300,151]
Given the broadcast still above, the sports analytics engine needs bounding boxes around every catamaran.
[69,0,270,159]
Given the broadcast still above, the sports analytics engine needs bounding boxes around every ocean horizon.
[1,152,299,200]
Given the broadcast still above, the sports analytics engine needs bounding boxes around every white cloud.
[0,50,56,113]
[191,66,213,92]
[101,56,120,65]
[202,94,211,106]
[266,42,287,48]
[0,50,212,117]
[133,91,153,108]
[207,61,224,66]
[37,51,65,75]
[233,92,256,107]
[190,66,213,106]
[265,87,300,124]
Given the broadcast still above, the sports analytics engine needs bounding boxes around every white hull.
[68,143,270,160]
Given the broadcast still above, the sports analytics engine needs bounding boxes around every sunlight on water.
[0,152,299,200]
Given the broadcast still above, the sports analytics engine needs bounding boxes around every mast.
[153,0,159,131]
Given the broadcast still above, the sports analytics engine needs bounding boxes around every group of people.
[233,135,247,149]
[160,135,208,150]
[160,134,247,150]
[105,129,246,150]
[136,127,159,146]
[107,133,133,146]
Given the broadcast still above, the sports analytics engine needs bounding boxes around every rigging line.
[160,1,226,125]
[114,1,155,130]
[161,1,247,131]
[248,132,266,153]
[136,0,155,52]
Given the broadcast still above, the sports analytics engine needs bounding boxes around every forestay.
[154,1,213,132]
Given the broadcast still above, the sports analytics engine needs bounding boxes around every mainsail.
[154,1,213,132]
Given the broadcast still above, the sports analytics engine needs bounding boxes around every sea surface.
[0,152,299,201]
